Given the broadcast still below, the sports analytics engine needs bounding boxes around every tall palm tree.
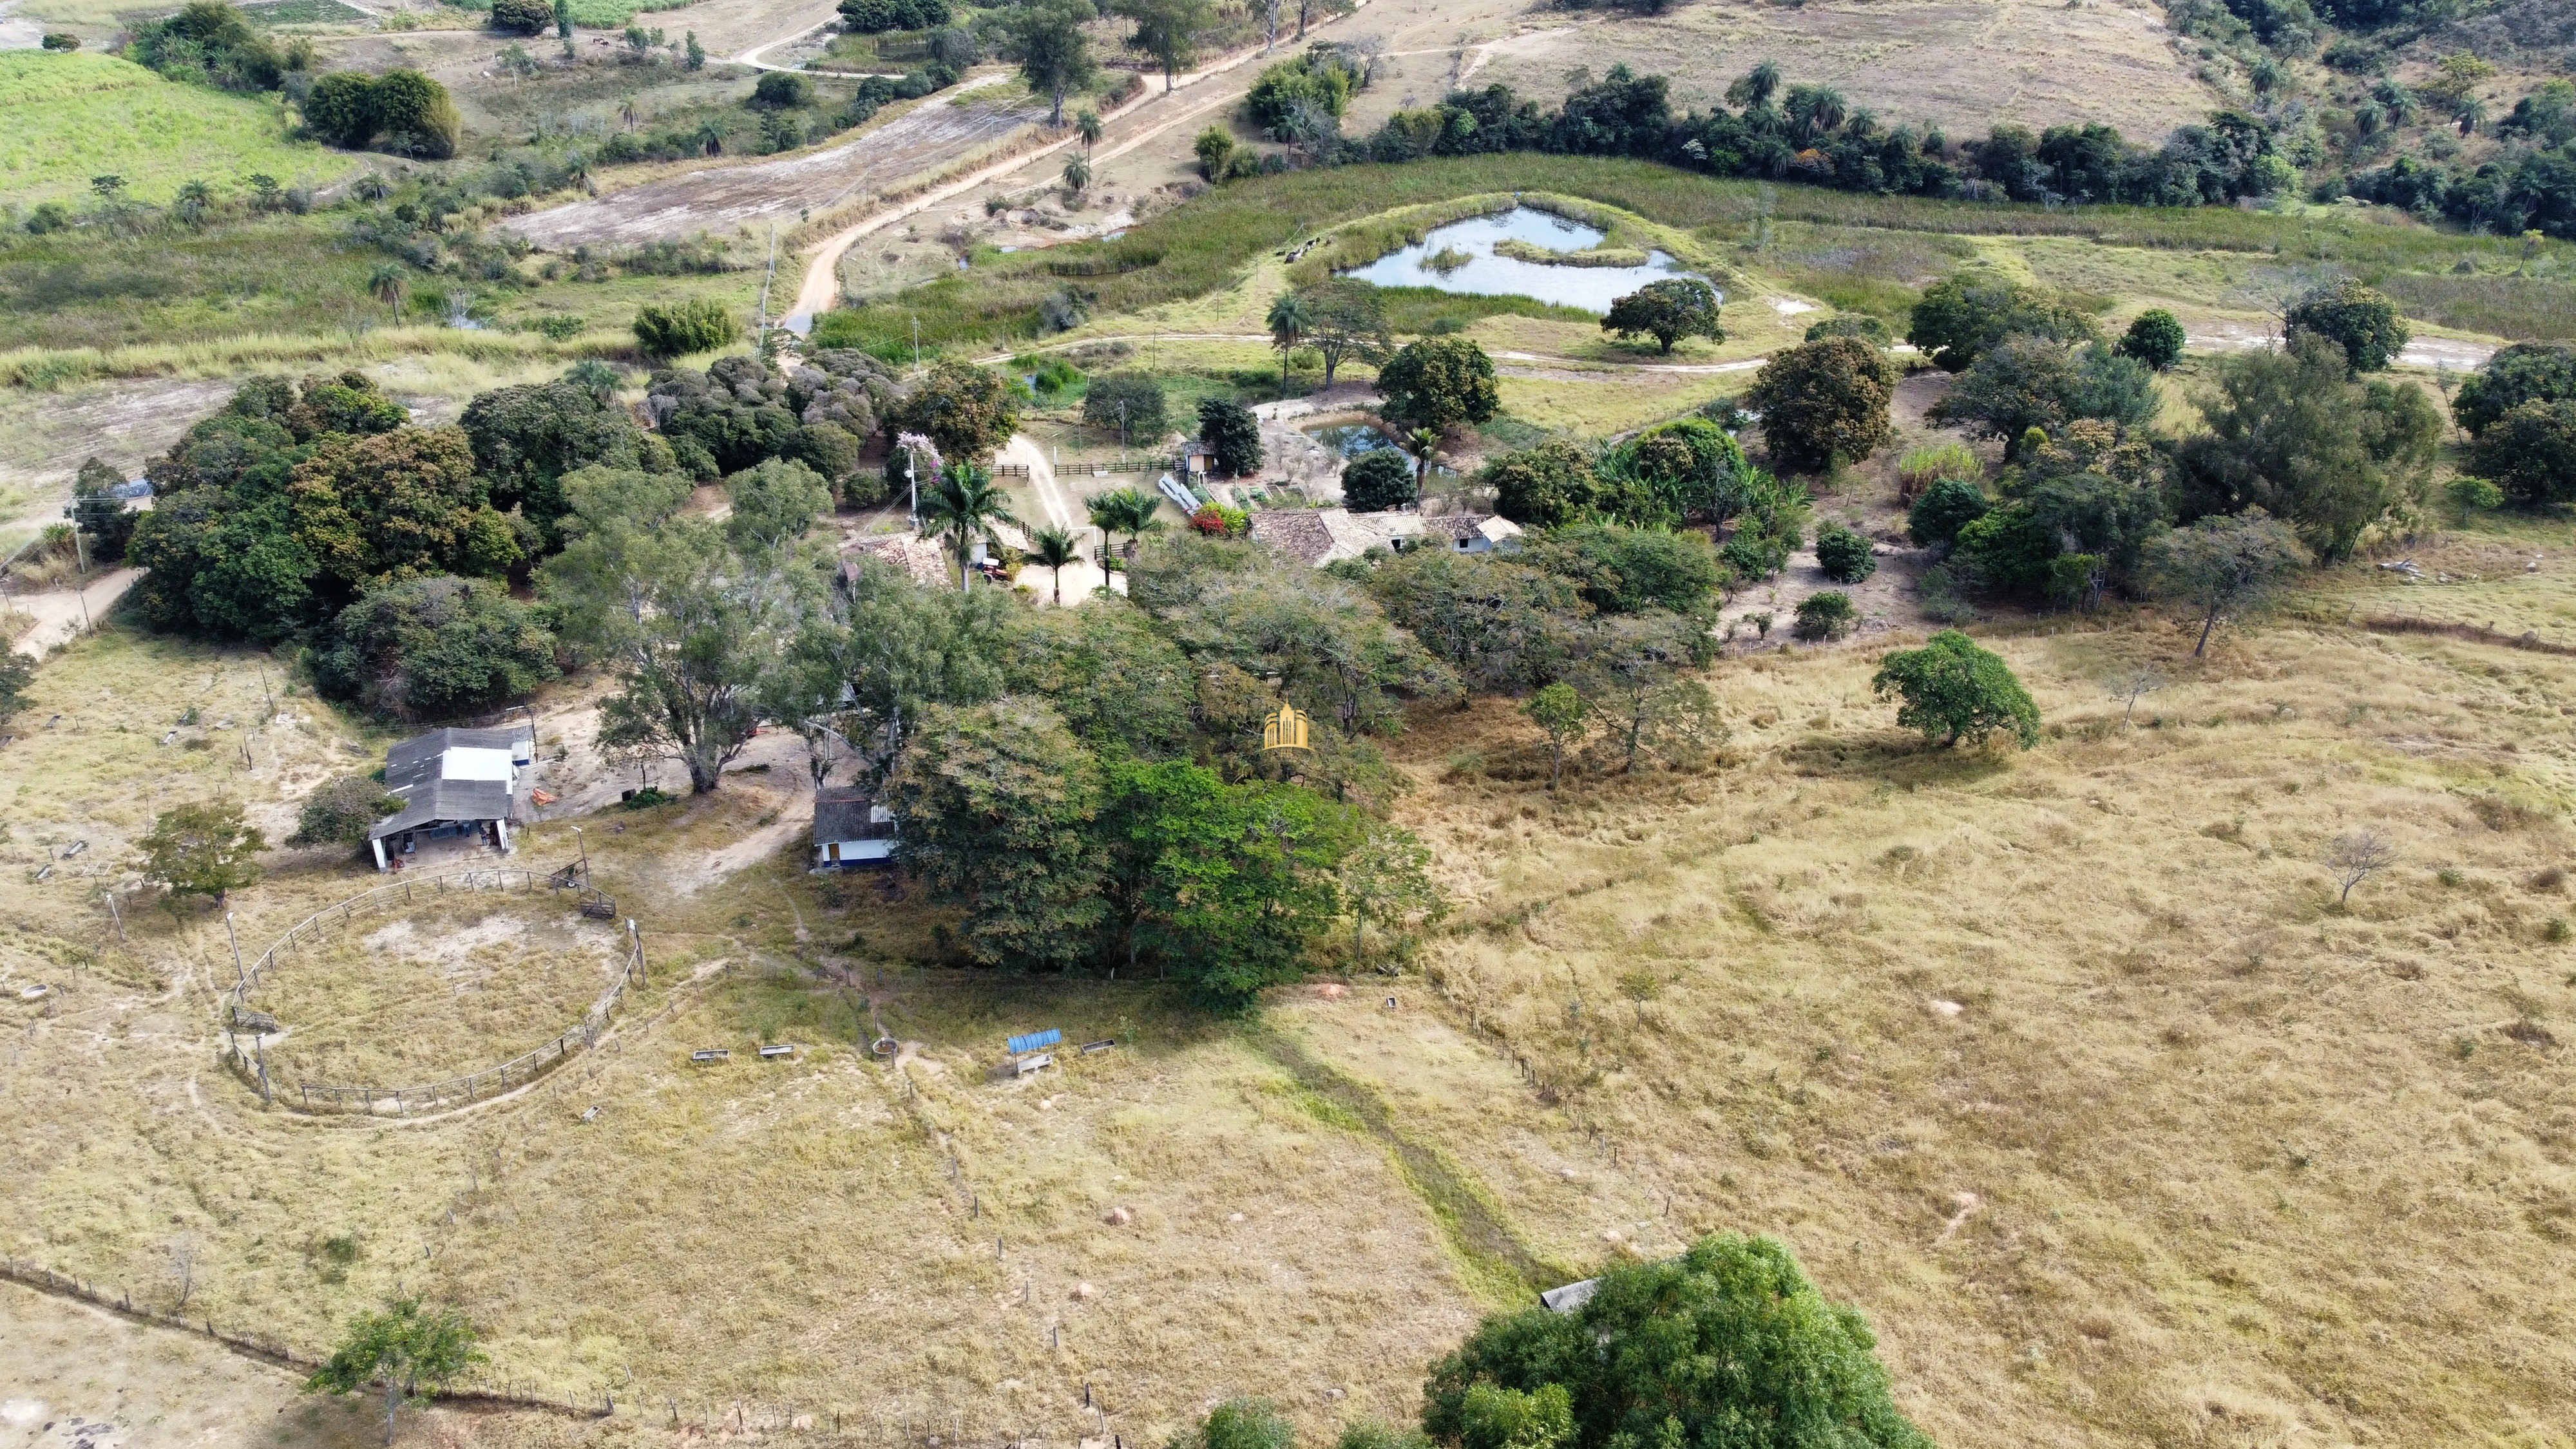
[1062,155,1092,196]
[1076,108,1103,148]
[919,463,1022,591]
[1727,59,1781,111]
[1084,486,1165,562]
[368,263,409,324]
[1266,290,1313,397]
[1028,525,1080,605]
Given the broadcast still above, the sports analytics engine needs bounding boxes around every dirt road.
[498,84,1044,250]
[784,3,1385,327]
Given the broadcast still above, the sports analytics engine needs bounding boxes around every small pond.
[1340,207,1710,314]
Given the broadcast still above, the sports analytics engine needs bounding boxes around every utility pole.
[225,911,244,987]
[910,314,921,374]
[571,824,589,887]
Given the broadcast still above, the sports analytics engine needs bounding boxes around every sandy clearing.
[8,569,143,661]
[497,88,1045,250]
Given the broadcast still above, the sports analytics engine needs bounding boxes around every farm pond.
[1340,207,1710,314]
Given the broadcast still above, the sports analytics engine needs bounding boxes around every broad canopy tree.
[1422,1233,1934,1449]
[1601,278,1724,354]
[540,466,820,795]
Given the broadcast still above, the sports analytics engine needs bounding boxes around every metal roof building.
[367,726,536,871]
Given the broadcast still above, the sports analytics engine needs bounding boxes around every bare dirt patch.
[1458,0,2220,142]
[500,91,1047,250]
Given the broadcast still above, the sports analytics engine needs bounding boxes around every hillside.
[5,523,2575,1446]
[0,52,347,206]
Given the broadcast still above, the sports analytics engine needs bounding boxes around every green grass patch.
[0,52,348,207]
[827,155,2576,357]
[1371,285,1598,334]
[238,0,372,24]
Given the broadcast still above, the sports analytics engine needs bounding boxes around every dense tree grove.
[1218,54,2314,215]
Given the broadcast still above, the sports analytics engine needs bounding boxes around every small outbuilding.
[813,787,898,867]
[367,726,535,871]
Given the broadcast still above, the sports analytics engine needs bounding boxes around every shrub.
[2117,308,2187,370]
[489,0,553,33]
[633,298,741,357]
[2447,475,2504,513]
[303,70,381,148]
[1743,336,1898,474]
[752,70,812,108]
[370,70,461,160]
[1896,440,1980,500]
[1342,448,1416,511]
[1907,477,1990,547]
[2469,399,2576,509]
[2286,278,2409,372]
[41,30,79,48]
[1871,629,2039,748]
[1813,522,1876,582]
[292,775,404,848]
[1806,315,1890,345]
[2452,342,2576,438]
[1793,589,1856,639]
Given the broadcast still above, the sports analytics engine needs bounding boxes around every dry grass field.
[7,504,2576,1447]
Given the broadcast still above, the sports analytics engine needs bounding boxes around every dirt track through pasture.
[497,91,1045,249]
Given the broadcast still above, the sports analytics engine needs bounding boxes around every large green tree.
[1002,0,1097,126]
[2470,399,2576,509]
[540,466,809,795]
[1378,337,1500,438]
[884,697,1109,972]
[1870,629,2039,749]
[1742,336,1897,474]
[1906,273,2099,371]
[1096,757,1359,1003]
[1934,337,2157,454]
[1422,1234,1934,1449]
[1600,278,1723,354]
[137,800,267,905]
[2173,332,2441,561]
[287,426,522,599]
[307,1297,484,1448]
[889,359,1021,462]
[2285,278,2409,372]
[1110,0,1214,91]
[1301,278,1391,390]
[2452,342,2576,438]
[312,574,558,722]
[459,375,671,544]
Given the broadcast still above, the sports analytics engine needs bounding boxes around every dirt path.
[498,81,1041,250]
[8,569,142,660]
[997,434,1111,604]
[786,3,1382,326]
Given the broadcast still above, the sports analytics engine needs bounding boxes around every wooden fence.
[222,866,645,1118]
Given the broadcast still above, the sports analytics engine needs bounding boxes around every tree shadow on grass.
[1777,728,2022,789]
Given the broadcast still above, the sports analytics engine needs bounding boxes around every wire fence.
[221,865,646,1118]
[6,1253,1132,1444]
